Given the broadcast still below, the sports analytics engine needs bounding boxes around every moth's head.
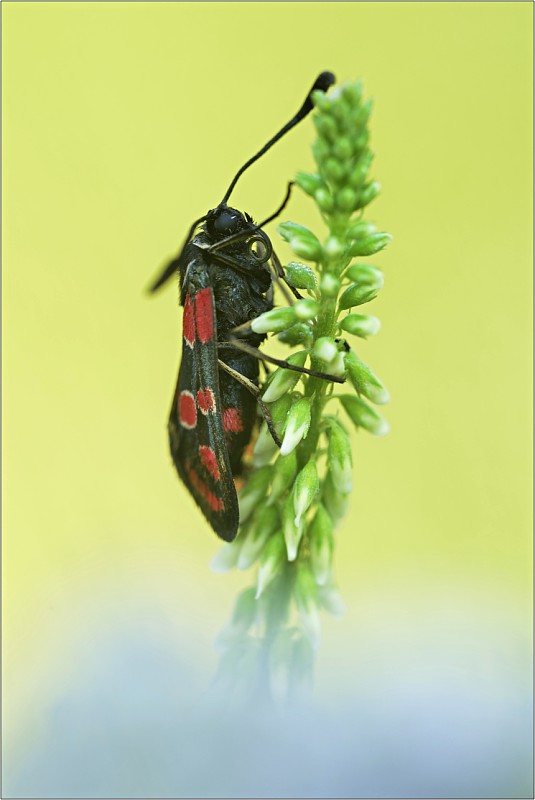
[204,205,253,239]
[203,204,271,266]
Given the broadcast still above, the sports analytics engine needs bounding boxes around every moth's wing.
[218,351,260,476]
[168,262,239,541]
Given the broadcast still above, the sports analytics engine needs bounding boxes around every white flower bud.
[280,398,312,456]
[262,351,307,403]
[237,505,280,570]
[313,336,338,365]
[255,532,285,599]
[345,350,390,405]
[309,505,334,586]
[327,419,353,494]
[282,494,304,561]
[238,465,271,523]
[251,306,296,334]
[293,461,319,526]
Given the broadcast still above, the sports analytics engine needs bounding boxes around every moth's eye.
[249,237,269,261]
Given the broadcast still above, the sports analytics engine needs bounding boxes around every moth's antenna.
[221,71,335,205]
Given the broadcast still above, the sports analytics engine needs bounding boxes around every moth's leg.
[222,337,346,385]
[270,249,302,303]
[217,359,282,448]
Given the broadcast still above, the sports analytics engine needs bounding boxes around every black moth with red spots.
[150,73,336,541]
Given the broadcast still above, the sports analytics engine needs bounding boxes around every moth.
[150,72,336,541]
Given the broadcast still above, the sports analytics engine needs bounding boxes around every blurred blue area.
[5,630,533,799]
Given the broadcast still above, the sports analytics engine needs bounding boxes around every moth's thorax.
[190,204,272,278]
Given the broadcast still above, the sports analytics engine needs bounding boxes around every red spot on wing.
[223,407,244,433]
[196,388,216,414]
[183,295,195,348]
[199,445,220,480]
[178,391,197,429]
[195,288,214,343]
[186,462,225,513]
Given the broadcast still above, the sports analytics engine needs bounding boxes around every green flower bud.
[293,460,319,526]
[330,91,349,123]
[262,351,307,402]
[280,397,312,456]
[309,504,334,586]
[322,471,350,524]
[294,565,321,649]
[238,465,272,522]
[332,136,353,161]
[270,393,293,430]
[268,449,298,505]
[340,313,381,338]
[324,235,344,258]
[278,322,313,346]
[294,171,325,197]
[339,265,383,308]
[294,298,320,321]
[353,129,369,153]
[252,421,279,466]
[256,531,286,598]
[338,282,379,309]
[284,261,318,292]
[313,114,338,142]
[348,151,374,189]
[354,98,373,127]
[278,222,322,262]
[348,232,392,257]
[315,187,335,213]
[339,394,390,436]
[346,263,384,288]
[347,219,377,239]
[251,306,296,334]
[324,157,346,183]
[342,79,363,106]
[345,350,390,405]
[253,396,293,466]
[318,579,347,617]
[291,238,322,261]
[312,89,332,111]
[237,505,280,570]
[326,417,353,493]
[320,273,340,297]
[354,180,381,209]
[282,493,304,561]
[335,187,358,212]
[313,336,338,365]
[312,137,330,166]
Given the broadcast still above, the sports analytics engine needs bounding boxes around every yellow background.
[3,2,533,796]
